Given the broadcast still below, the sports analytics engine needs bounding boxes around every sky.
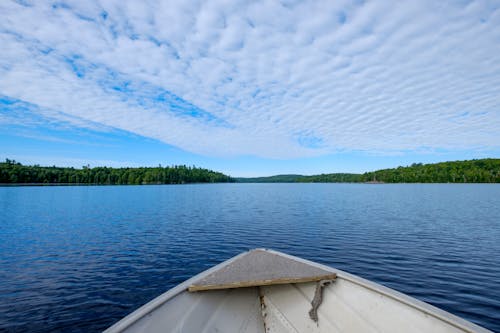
[1,1,499,177]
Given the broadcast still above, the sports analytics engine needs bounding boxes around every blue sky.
[1,1,499,177]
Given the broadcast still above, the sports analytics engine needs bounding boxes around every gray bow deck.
[188,249,336,292]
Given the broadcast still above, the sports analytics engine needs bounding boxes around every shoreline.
[1,182,499,187]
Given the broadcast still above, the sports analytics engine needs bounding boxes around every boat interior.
[104,249,491,333]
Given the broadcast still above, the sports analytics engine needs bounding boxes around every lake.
[0,184,499,332]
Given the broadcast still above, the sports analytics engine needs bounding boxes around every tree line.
[2,158,499,185]
[359,159,500,183]
[236,159,500,183]
[0,159,234,185]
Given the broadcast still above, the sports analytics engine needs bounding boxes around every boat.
[104,248,492,333]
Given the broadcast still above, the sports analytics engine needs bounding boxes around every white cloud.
[1,0,499,158]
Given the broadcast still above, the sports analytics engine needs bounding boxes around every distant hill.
[298,173,362,183]
[236,173,361,183]
[236,174,304,183]
[237,159,500,183]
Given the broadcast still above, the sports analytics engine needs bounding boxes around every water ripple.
[0,184,499,332]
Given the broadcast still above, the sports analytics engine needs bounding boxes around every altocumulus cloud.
[1,0,499,158]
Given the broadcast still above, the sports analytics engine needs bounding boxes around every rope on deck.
[309,279,334,323]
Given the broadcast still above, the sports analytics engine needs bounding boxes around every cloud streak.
[1,0,499,158]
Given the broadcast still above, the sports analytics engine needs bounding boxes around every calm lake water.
[0,184,499,332]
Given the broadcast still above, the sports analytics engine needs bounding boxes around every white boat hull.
[104,249,491,333]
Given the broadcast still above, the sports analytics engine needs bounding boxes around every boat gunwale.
[270,249,492,333]
[104,248,492,333]
[103,250,252,333]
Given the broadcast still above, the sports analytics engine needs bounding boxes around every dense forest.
[359,159,500,183]
[1,158,499,184]
[237,159,500,183]
[0,159,234,185]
